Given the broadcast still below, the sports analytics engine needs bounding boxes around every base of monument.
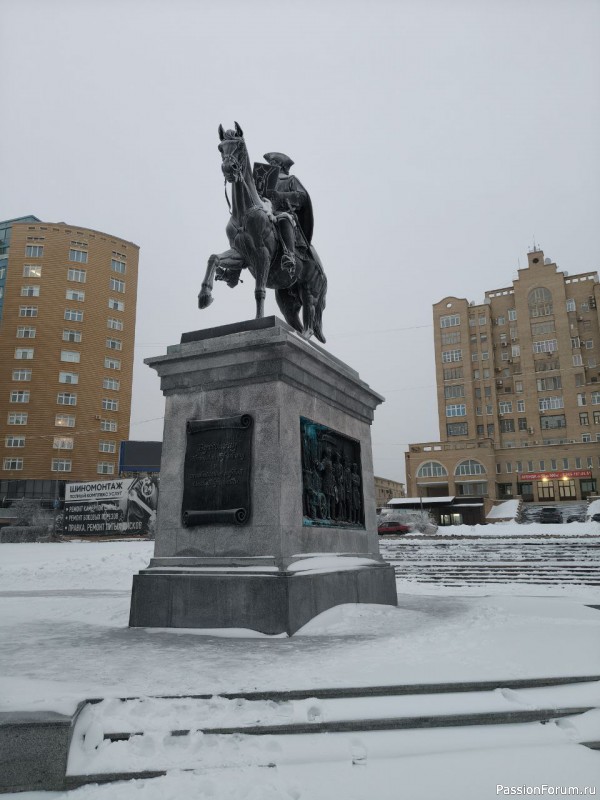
[129,563,398,636]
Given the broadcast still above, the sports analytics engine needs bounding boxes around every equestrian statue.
[198,122,327,343]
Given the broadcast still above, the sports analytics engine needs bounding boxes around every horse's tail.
[313,272,327,344]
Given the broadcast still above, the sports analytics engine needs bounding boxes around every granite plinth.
[130,317,397,632]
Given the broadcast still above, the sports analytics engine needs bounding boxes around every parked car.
[566,515,585,523]
[377,519,411,535]
[590,513,600,523]
[377,510,438,536]
[539,507,562,524]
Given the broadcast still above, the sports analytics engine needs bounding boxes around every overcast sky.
[1,0,599,485]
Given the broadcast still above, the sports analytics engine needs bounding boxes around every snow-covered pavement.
[1,536,599,798]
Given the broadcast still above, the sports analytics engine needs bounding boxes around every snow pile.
[486,499,520,521]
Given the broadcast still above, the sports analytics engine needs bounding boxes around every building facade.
[374,476,405,508]
[405,248,600,505]
[0,217,139,488]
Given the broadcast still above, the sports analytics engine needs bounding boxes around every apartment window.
[582,433,592,443]
[12,369,32,381]
[531,320,555,335]
[575,457,582,469]
[486,404,493,415]
[571,337,581,349]
[66,289,85,301]
[479,316,486,326]
[477,424,484,436]
[10,390,30,403]
[57,392,77,406]
[16,326,36,339]
[528,461,534,472]
[19,306,38,317]
[107,317,123,331]
[101,398,119,411]
[97,462,115,475]
[5,435,25,448]
[25,245,43,257]
[500,419,515,433]
[110,278,125,293]
[442,349,462,363]
[515,381,523,393]
[508,309,517,321]
[3,458,23,470]
[106,338,122,351]
[539,396,564,411]
[444,384,465,399]
[498,401,513,414]
[566,298,576,312]
[103,378,120,390]
[517,400,525,412]
[55,414,75,427]
[581,302,590,312]
[585,339,594,349]
[588,358,597,368]
[487,424,494,436]
[471,353,479,362]
[580,412,590,426]
[15,348,34,360]
[550,459,557,470]
[573,354,583,366]
[22,265,42,277]
[455,459,486,476]
[511,345,520,358]
[518,418,528,431]
[442,331,461,345]
[111,259,126,274]
[484,386,491,398]
[99,440,116,453]
[446,422,468,436]
[63,329,82,343]
[21,285,40,297]
[576,374,585,387]
[496,316,505,326]
[595,412,600,425]
[100,419,118,432]
[67,268,87,282]
[440,314,460,328]
[446,404,466,417]
[60,350,80,363]
[533,339,557,354]
[59,371,79,385]
[588,457,594,468]
[8,413,28,425]
[501,351,509,361]
[64,309,83,322]
[528,287,553,318]
[104,357,121,370]
[476,406,482,416]
[69,249,88,263]
[108,298,125,312]
[577,393,587,406]
[51,459,72,473]
[540,414,566,430]
[537,376,562,391]
[481,351,489,360]
[53,436,74,450]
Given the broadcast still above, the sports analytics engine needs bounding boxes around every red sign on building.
[517,470,592,481]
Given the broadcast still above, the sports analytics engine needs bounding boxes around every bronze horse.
[198,122,327,343]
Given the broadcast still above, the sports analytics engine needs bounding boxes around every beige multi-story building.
[0,216,139,491]
[374,476,405,508]
[405,247,600,506]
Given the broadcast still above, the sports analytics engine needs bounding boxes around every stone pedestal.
[129,317,397,635]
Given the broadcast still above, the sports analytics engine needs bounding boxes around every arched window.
[528,287,553,318]
[454,459,486,476]
[416,461,448,478]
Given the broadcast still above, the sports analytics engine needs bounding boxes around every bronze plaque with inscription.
[181,414,253,526]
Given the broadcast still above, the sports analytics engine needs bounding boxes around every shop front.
[517,470,596,502]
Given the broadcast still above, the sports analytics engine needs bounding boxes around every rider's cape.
[253,162,314,245]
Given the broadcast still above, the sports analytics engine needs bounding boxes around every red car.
[377,520,410,535]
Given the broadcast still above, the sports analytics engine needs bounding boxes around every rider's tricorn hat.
[263,152,294,172]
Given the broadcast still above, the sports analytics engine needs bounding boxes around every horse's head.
[218,121,247,183]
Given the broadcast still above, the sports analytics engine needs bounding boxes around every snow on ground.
[1,536,599,798]
[419,519,600,536]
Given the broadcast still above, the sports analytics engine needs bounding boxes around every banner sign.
[517,470,592,481]
[62,477,158,536]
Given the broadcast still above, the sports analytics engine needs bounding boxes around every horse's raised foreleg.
[198,254,219,309]
[199,249,244,309]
